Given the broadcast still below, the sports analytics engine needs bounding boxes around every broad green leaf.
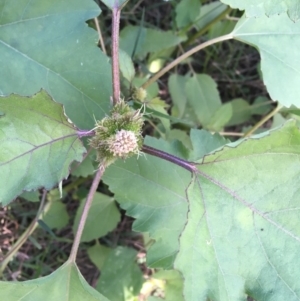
[120,26,185,59]
[103,136,191,268]
[20,191,40,203]
[73,192,121,242]
[220,0,300,21]
[175,0,201,28]
[87,243,112,270]
[0,262,109,301]
[119,49,135,83]
[96,246,143,301]
[0,0,112,129]
[0,91,85,205]
[72,154,95,178]
[232,14,300,107]
[185,74,222,127]
[100,0,129,9]
[146,97,170,131]
[166,129,193,150]
[42,201,69,230]
[175,120,300,301]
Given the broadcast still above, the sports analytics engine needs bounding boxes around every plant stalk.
[244,103,283,137]
[141,34,232,90]
[142,145,197,173]
[68,165,106,262]
[0,190,49,276]
[112,6,121,105]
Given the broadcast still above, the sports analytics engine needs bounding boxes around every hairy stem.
[0,190,49,275]
[68,165,106,262]
[112,6,121,105]
[142,145,197,173]
[244,103,283,137]
[141,34,232,90]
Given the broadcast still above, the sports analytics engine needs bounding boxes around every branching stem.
[68,165,106,262]
[142,145,197,173]
[141,34,232,90]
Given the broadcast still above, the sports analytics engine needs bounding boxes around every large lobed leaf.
[220,0,300,21]
[105,121,300,300]
[0,0,112,129]
[0,262,109,301]
[232,13,300,108]
[0,91,86,205]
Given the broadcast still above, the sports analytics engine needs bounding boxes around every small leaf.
[175,0,201,28]
[87,243,112,270]
[226,98,252,126]
[232,14,300,107]
[120,26,185,59]
[195,2,229,32]
[169,74,188,118]
[72,154,95,178]
[0,262,109,301]
[206,102,233,131]
[96,246,143,301]
[185,74,222,127]
[119,49,135,83]
[0,91,86,205]
[189,129,230,161]
[42,201,69,230]
[73,192,121,242]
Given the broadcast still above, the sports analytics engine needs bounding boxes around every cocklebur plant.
[1,0,300,301]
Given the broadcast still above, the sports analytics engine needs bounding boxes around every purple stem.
[142,145,197,173]
[77,130,95,138]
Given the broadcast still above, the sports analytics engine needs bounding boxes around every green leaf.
[20,191,40,203]
[169,74,188,118]
[42,201,69,230]
[103,136,191,268]
[195,2,229,32]
[175,0,201,28]
[232,14,300,107]
[185,74,222,127]
[73,192,121,242]
[0,0,112,129]
[100,0,129,10]
[87,243,112,270]
[220,0,300,21]
[251,96,272,116]
[226,98,252,126]
[189,129,230,161]
[72,154,95,178]
[0,262,109,301]
[119,49,135,83]
[175,120,300,301]
[120,26,185,59]
[206,102,233,131]
[96,246,143,301]
[0,91,85,205]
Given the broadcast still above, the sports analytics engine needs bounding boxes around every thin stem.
[94,17,107,55]
[244,103,283,137]
[68,165,106,262]
[112,6,121,105]
[141,34,232,90]
[142,145,197,173]
[0,190,49,275]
